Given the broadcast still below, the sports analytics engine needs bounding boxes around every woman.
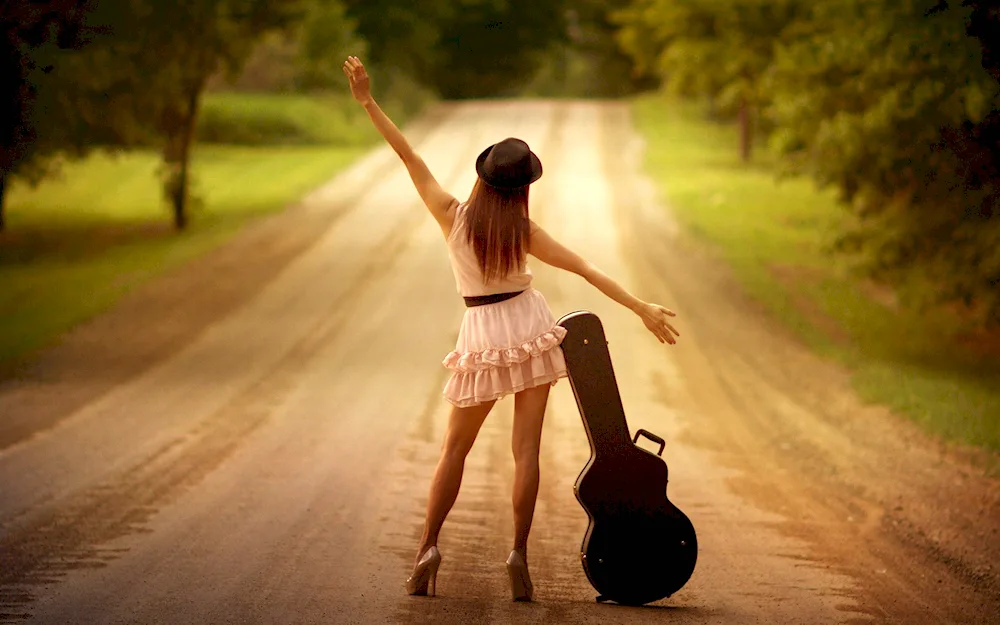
[342,56,679,602]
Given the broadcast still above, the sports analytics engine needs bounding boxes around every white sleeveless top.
[446,203,532,297]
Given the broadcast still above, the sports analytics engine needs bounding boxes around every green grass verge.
[1,144,365,369]
[632,94,1000,455]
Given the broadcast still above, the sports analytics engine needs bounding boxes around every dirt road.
[1,101,998,625]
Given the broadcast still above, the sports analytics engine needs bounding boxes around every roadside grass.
[631,94,1000,456]
[0,90,380,372]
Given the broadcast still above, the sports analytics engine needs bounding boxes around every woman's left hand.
[342,56,372,105]
[638,302,680,345]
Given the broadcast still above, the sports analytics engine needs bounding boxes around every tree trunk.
[0,171,6,233]
[164,83,203,230]
[739,99,752,162]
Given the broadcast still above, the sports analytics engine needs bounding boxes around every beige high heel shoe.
[406,546,442,596]
[506,549,533,601]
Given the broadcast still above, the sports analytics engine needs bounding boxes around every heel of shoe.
[506,550,533,602]
[406,546,442,597]
[427,555,440,597]
[428,560,439,597]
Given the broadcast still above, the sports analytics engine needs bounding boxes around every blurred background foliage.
[1,0,998,326]
[615,0,999,327]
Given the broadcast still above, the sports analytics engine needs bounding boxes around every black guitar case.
[557,310,697,606]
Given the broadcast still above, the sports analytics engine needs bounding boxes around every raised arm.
[343,56,458,232]
[528,222,680,345]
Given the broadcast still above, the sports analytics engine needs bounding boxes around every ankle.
[417,541,437,558]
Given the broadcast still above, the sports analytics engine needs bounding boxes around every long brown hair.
[464,177,530,284]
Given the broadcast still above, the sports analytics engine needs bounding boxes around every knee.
[442,431,475,460]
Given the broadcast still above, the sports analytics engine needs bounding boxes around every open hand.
[638,302,680,345]
[342,56,371,105]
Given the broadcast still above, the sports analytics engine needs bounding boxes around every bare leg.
[511,383,551,559]
[415,399,495,566]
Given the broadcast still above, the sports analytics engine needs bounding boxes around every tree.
[136,0,310,229]
[429,0,569,98]
[3,1,314,232]
[613,0,999,322]
[0,0,111,232]
[295,0,367,91]
[340,1,446,86]
[613,0,806,160]
[214,0,367,93]
[764,0,1000,324]
[560,0,658,97]
[342,0,568,99]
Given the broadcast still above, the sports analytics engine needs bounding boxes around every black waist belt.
[464,290,526,307]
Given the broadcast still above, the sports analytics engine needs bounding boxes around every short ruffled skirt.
[442,288,568,407]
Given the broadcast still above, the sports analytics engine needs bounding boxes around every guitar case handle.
[633,429,665,456]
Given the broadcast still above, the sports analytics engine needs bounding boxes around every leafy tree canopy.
[342,0,569,98]
[614,0,806,113]
[615,0,1000,324]
[764,0,999,320]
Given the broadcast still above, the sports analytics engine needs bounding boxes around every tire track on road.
[0,213,423,623]
[0,102,504,624]
[0,107,457,454]
[601,100,1000,623]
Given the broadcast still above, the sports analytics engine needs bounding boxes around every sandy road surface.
[1,101,998,625]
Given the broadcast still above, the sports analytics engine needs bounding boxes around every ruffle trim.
[442,325,568,373]
[445,370,566,408]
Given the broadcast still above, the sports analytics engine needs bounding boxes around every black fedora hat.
[475,138,543,189]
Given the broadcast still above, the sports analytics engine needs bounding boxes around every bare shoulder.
[527,219,548,248]
[528,220,559,245]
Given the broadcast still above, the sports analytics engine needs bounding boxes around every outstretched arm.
[528,222,680,345]
[342,56,458,230]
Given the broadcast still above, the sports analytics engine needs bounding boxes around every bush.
[196,92,378,147]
